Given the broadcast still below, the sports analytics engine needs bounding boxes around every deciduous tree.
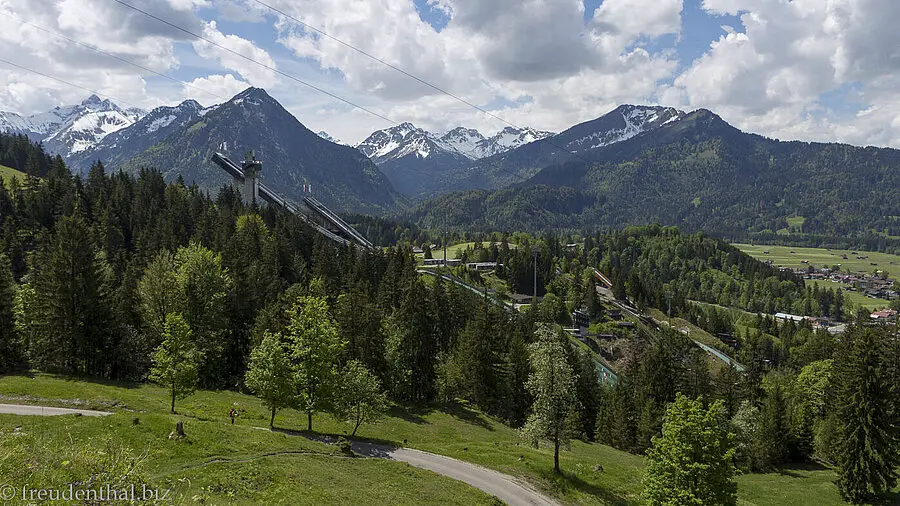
[333,360,388,436]
[149,313,203,414]
[643,394,737,506]
[245,332,296,428]
[521,324,579,474]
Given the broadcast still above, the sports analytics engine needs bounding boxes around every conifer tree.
[835,326,899,503]
[32,214,108,374]
[0,253,18,371]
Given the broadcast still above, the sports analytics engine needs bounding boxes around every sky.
[1,0,899,147]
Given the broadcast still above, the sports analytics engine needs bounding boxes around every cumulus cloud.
[670,0,900,147]
[193,20,278,87]
[181,74,250,106]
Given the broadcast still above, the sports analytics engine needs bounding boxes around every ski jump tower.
[238,150,262,204]
[210,151,374,251]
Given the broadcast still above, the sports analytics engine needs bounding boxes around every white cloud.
[671,0,900,148]
[263,0,682,142]
[193,21,278,87]
[181,74,249,106]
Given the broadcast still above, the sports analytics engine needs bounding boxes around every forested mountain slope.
[409,109,900,240]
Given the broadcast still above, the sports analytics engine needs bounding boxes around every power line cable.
[112,0,544,184]
[111,0,397,125]
[250,0,597,178]
[1,12,231,104]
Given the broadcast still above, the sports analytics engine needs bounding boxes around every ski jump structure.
[210,152,375,251]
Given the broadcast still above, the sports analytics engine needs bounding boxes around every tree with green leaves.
[834,326,899,503]
[138,250,182,343]
[149,313,203,414]
[333,360,388,436]
[245,332,296,428]
[521,324,579,474]
[173,242,232,387]
[643,394,737,506]
[286,296,345,432]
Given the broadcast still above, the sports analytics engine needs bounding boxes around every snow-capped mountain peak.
[0,95,146,155]
[317,131,345,145]
[358,123,554,164]
[356,122,441,161]
[561,104,685,152]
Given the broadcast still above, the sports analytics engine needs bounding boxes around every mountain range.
[2,89,899,240]
[408,108,900,240]
[0,94,144,157]
[355,122,552,196]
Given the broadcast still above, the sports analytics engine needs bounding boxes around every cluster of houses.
[774,265,899,302]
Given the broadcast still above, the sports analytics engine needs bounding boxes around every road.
[0,403,112,417]
[352,440,559,506]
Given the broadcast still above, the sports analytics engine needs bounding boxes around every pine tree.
[835,326,899,503]
[0,253,18,371]
[32,214,109,374]
[521,324,579,474]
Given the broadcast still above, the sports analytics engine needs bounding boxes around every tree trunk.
[352,403,361,436]
[307,410,313,432]
[554,435,561,474]
[170,384,176,414]
[270,407,276,428]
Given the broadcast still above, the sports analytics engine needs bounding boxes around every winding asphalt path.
[351,440,559,506]
[0,403,111,417]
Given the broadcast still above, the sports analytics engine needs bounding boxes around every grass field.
[0,164,26,188]
[735,244,900,279]
[1,374,891,505]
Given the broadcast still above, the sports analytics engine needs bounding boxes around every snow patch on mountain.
[564,105,685,152]
[316,131,345,145]
[358,123,553,165]
[0,95,145,155]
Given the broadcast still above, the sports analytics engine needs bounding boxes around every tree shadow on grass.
[774,461,832,477]
[442,401,494,431]
[387,404,429,424]
[539,468,636,506]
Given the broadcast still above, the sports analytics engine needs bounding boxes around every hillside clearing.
[0,374,886,505]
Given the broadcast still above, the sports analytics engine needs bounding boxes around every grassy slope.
[735,244,900,280]
[0,164,26,188]
[2,375,888,505]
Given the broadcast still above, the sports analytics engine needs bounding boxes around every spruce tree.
[32,214,108,374]
[835,326,899,503]
[0,253,18,371]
